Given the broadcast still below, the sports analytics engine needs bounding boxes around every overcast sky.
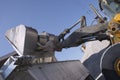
[0,0,100,60]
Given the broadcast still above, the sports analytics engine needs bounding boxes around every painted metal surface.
[7,60,90,80]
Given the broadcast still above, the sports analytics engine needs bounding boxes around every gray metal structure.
[6,60,90,80]
[0,24,95,80]
[0,14,109,80]
[0,11,108,80]
[1,0,120,80]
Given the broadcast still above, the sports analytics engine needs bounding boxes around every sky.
[0,0,99,61]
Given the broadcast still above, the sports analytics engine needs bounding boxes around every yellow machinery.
[1,0,120,80]
[108,13,120,44]
[99,0,120,79]
[108,13,120,77]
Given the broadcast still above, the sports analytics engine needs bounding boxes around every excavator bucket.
[5,25,38,56]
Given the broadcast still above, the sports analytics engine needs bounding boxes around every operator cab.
[99,0,120,18]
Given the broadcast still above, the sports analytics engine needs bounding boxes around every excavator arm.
[61,22,109,48]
